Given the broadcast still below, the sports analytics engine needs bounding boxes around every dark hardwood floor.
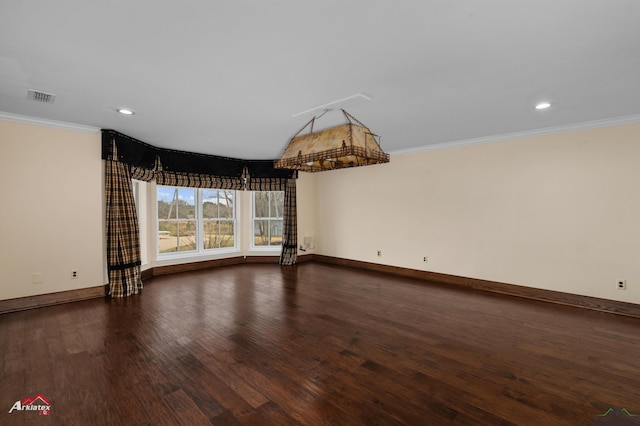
[1,263,639,425]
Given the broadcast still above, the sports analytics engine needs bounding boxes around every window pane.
[203,220,235,249]
[157,187,196,220]
[203,189,219,219]
[270,219,283,246]
[270,192,284,218]
[158,221,196,252]
[158,186,177,219]
[177,221,197,251]
[254,192,269,218]
[158,221,178,253]
[219,191,234,218]
[219,220,235,248]
[177,188,196,219]
[254,219,269,246]
[203,220,219,249]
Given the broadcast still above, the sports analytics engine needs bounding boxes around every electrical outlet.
[423,256,428,263]
[377,250,381,257]
[32,273,43,284]
[617,280,626,290]
[71,270,78,279]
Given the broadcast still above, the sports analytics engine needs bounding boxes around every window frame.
[201,189,237,251]
[251,190,285,251]
[156,185,238,260]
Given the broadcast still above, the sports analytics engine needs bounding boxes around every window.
[157,186,235,255]
[202,189,235,249]
[252,191,284,248]
[157,187,197,253]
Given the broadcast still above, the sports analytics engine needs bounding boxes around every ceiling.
[1,1,639,160]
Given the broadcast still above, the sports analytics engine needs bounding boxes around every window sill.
[248,247,282,255]
[154,249,241,267]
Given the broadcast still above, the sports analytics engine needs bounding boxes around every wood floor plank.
[187,340,270,410]
[1,262,638,425]
[253,400,301,425]
[163,389,212,426]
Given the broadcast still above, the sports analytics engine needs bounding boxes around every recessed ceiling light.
[116,108,135,115]
[535,102,552,110]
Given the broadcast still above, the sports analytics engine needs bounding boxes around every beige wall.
[295,171,318,253]
[2,117,638,304]
[0,119,105,300]
[314,122,640,304]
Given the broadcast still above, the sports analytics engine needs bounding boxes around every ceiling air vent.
[27,89,56,104]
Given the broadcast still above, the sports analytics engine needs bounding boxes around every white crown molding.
[388,114,640,156]
[3,111,639,155]
[0,111,100,133]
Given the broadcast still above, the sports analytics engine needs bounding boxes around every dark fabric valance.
[102,130,157,170]
[157,149,244,177]
[244,160,295,179]
[101,129,296,179]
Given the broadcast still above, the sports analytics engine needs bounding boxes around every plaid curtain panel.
[280,179,298,265]
[105,142,143,297]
